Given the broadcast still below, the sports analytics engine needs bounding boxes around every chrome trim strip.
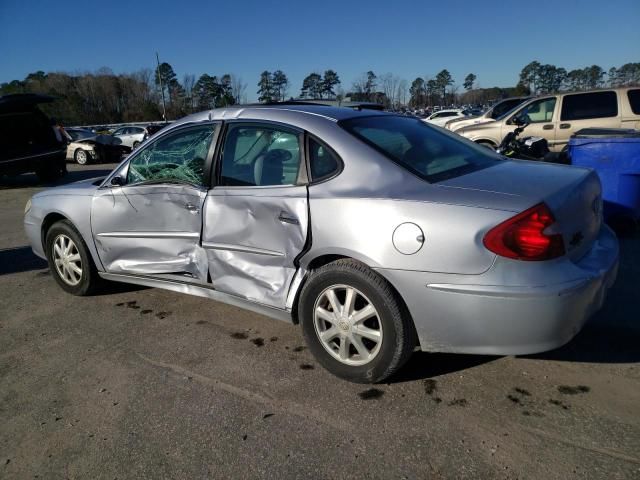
[97,231,200,239]
[201,242,284,257]
[426,278,590,298]
[98,272,292,323]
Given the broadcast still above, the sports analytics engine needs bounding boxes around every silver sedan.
[24,104,619,383]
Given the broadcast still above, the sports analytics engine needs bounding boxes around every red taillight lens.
[483,203,565,261]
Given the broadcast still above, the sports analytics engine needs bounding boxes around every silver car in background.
[24,104,618,383]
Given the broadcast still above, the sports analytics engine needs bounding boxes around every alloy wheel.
[313,284,383,366]
[76,150,88,164]
[52,234,83,286]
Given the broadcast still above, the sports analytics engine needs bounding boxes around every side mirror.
[110,176,124,187]
[511,113,528,126]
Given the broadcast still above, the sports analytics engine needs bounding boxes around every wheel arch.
[474,138,498,148]
[291,253,419,349]
[41,212,69,251]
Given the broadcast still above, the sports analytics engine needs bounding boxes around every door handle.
[559,123,571,129]
[542,124,554,130]
[185,203,200,214]
[278,212,299,225]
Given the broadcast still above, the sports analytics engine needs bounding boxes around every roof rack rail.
[242,100,385,111]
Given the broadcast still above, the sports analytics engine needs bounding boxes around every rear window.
[561,91,618,121]
[340,115,499,183]
[628,89,640,115]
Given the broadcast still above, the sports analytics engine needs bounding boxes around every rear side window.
[561,91,618,121]
[309,138,340,181]
[341,115,499,183]
[628,89,640,115]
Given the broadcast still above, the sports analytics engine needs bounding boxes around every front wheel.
[299,259,416,383]
[45,220,102,295]
[74,148,89,165]
[132,141,140,149]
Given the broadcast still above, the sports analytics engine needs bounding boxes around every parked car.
[64,129,132,165]
[64,128,98,165]
[456,87,640,150]
[24,104,618,383]
[0,94,67,180]
[423,109,467,127]
[445,97,531,132]
[142,123,171,141]
[111,126,147,149]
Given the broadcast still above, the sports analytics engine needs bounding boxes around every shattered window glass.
[127,125,215,186]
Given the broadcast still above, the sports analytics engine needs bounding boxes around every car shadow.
[0,167,115,190]
[0,246,48,275]
[390,352,498,384]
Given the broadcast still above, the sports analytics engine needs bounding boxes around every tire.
[45,220,102,296]
[74,148,89,165]
[298,259,417,383]
[132,141,140,149]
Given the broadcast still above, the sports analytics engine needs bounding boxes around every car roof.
[176,104,391,127]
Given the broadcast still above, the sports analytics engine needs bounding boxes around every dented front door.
[91,123,218,280]
[92,184,208,279]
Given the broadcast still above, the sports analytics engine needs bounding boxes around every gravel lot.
[1,164,639,479]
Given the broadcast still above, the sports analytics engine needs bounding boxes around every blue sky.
[1,0,638,101]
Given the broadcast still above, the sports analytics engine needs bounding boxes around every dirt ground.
[1,164,639,479]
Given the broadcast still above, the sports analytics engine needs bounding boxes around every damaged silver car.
[24,104,619,383]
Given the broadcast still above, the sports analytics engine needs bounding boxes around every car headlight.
[24,198,32,215]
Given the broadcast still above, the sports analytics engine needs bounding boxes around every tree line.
[1,60,638,125]
[0,64,247,126]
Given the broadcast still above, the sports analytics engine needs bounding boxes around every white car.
[112,126,147,149]
[423,109,467,127]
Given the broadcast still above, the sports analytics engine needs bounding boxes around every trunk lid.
[437,160,603,261]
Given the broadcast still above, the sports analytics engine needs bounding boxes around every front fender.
[26,193,104,271]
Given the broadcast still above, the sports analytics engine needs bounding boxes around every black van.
[0,94,67,181]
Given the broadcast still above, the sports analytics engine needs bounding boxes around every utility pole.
[156,52,167,121]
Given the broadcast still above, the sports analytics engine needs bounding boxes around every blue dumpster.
[569,128,640,221]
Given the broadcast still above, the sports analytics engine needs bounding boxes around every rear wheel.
[299,259,416,383]
[45,220,102,295]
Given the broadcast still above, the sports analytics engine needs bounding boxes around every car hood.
[33,177,103,198]
[448,114,479,125]
[458,120,502,134]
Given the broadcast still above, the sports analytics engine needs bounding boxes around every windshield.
[493,98,528,121]
[68,129,93,141]
[340,115,500,183]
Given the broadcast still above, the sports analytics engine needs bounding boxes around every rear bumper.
[377,225,619,355]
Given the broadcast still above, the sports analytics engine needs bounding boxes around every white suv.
[112,126,146,149]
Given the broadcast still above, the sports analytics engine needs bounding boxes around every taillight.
[483,203,565,261]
